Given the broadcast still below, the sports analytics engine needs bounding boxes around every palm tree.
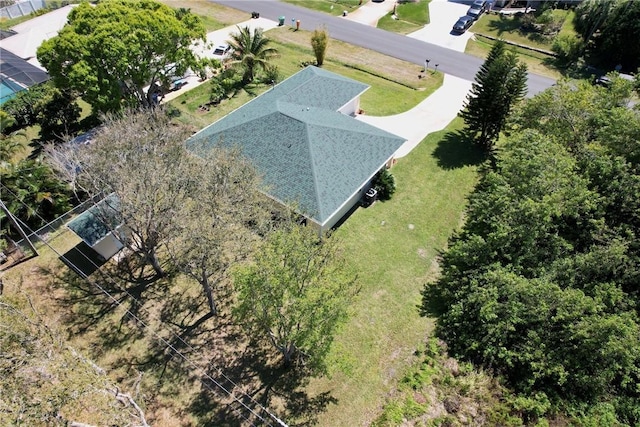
[227,26,279,84]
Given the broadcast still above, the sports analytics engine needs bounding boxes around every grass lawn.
[468,9,578,79]
[466,34,563,80]
[0,13,33,29]
[283,0,362,16]
[378,0,430,34]
[168,26,442,126]
[305,117,483,425]
[473,9,575,52]
[558,9,576,37]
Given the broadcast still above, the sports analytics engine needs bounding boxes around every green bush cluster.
[372,168,396,201]
[426,79,640,425]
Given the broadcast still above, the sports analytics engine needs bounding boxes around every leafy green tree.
[430,266,640,406]
[511,78,637,160]
[0,112,24,165]
[0,159,72,234]
[425,83,640,422]
[573,0,616,43]
[460,40,528,151]
[551,34,584,68]
[311,27,329,66]
[33,86,81,143]
[37,0,205,113]
[1,87,42,130]
[233,224,358,373]
[574,0,640,71]
[227,26,279,84]
[1,83,81,142]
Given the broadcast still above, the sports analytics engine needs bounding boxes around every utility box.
[362,188,378,207]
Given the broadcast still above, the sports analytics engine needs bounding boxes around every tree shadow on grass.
[46,246,174,352]
[487,14,523,36]
[43,262,149,347]
[432,130,486,170]
[189,337,336,426]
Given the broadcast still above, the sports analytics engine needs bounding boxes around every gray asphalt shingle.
[188,66,405,226]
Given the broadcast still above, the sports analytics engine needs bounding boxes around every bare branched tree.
[49,110,196,281]
[48,109,272,319]
[166,144,269,322]
[0,291,148,426]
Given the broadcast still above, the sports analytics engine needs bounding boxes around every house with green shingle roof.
[187,66,406,232]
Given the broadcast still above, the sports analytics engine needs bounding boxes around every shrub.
[263,64,280,85]
[552,34,583,67]
[372,168,396,200]
[209,68,240,104]
[311,27,329,66]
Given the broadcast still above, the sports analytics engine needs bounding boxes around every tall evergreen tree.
[460,40,527,152]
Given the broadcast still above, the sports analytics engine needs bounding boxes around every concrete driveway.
[356,74,472,157]
[191,17,279,61]
[162,17,279,102]
[407,0,474,52]
[342,0,395,26]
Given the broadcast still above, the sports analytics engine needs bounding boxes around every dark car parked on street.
[452,15,474,34]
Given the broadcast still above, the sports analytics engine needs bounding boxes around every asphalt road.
[213,0,556,96]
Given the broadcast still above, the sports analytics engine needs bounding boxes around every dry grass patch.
[268,27,432,89]
[159,0,249,30]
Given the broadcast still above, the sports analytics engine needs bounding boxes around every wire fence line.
[12,194,102,248]
[8,205,289,426]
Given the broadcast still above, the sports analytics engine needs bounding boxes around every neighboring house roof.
[67,195,122,247]
[187,66,405,226]
[2,4,77,69]
[0,47,49,86]
[0,47,49,104]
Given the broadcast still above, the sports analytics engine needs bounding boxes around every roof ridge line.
[303,121,325,221]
